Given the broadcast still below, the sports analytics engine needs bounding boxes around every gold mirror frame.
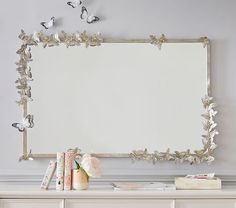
[14,30,218,164]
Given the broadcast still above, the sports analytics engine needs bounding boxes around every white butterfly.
[54,33,60,42]
[80,6,99,24]
[12,115,34,132]
[33,32,40,42]
[40,17,55,29]
[67,0,82,8]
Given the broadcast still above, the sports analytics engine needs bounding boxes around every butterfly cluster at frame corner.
[40,0,100,30]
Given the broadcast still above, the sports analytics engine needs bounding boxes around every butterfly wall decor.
[40,17,55,29]
[80,6,99,24]
[67,0,82,8]
[67,0,100,24]
[12,114,34,132]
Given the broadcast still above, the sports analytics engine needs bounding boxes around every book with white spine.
[40,160,57,190]
[56,152,65,191]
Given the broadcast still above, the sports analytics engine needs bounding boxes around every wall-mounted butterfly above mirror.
[13,30,218,164]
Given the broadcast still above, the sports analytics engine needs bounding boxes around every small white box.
[175,177,221,190]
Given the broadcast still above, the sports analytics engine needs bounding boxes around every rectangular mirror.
[15,31,217,164]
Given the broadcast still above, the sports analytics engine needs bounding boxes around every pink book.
[64,152,75,190]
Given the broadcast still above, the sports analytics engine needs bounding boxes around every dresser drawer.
[66,199,174,208]
[0,199,64,208]
[176,199,236,208]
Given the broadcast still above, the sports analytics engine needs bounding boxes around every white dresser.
[1,186,236,208]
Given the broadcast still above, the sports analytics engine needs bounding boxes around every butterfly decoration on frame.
[80,6,99,24]
[12,114,34,132]
[40,16,55,29]
[67,0,100,24]
[19,149,34,162]
[67,0,82,8]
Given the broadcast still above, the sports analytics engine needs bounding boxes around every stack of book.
[40,151,75,190]
[175,173,221,190]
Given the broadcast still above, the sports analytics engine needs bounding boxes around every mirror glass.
[28,42,208,154]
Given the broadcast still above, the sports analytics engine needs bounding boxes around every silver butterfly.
[40,17,55,29]
[80,6,99,24]
[67,0,82,8]
[12,115,34,132]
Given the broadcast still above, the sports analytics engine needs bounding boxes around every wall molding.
[1,174,236,186]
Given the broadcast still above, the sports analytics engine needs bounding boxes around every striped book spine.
[56,152,65,191]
